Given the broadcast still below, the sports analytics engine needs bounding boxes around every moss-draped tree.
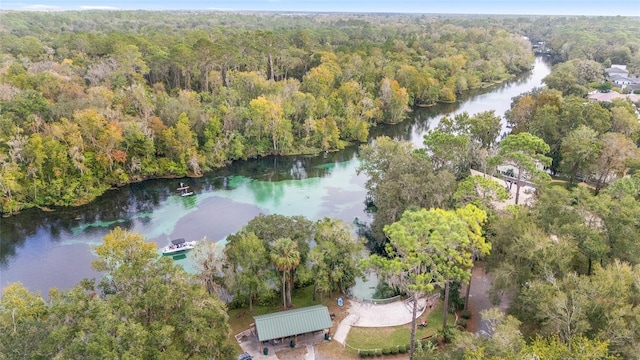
[361,204,489,359]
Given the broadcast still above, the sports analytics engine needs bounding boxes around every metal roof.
[171,238,186,245]
[253,305,332,341]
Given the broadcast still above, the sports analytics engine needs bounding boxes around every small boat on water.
[161,238,197,255]
[177,182,194,197]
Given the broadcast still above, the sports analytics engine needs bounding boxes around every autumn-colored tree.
[302,64,336,99]
[0,283,49,359]
[159,112,199,175]
[592,132,638,194]
[378,77,410,124]
[247,96,293,155]
[0,12,550,215]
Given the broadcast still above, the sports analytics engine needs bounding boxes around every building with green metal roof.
[252,305,333,342]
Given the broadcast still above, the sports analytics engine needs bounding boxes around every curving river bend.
[0,57,551,295]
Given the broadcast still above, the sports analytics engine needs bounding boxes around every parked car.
[238,352,253,360]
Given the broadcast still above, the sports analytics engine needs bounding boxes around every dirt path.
[464,264,509,335]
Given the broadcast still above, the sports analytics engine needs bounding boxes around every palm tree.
[270,238,300,309]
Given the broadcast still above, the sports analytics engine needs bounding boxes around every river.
[0,57,551,295]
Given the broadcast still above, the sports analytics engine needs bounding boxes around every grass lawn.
[315,340,355,359]
[227,285,318,334]
[227,287,456,358]
[345,302,454,352]
[346,326,411,355]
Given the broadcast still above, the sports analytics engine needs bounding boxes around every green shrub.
[461,310,472,319]
[257,290,278,307]
[375,349,382,356]
[390,347,399,355]
[457,318,467,328]
[382,348,390,355]
[373,281,401,299]
[421,339,439,353]
[441,325,457,343]
[358,350,375,357]
[398,344,407,354]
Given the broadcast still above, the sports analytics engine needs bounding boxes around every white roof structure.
[469,170,535,209]
[587,92,640,103]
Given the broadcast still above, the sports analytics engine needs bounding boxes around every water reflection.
[369,56,550,147]
[0,58,551,294]
[0,147,370,293]
[290,159,308,180]
[1,149,358,261]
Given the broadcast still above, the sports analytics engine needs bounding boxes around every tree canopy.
[0,227,235,359]
[0,11,535,214]
[361,205,489,358]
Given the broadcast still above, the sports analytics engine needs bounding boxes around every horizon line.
[1,8,638,17]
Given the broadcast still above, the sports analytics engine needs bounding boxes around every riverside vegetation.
[0,11,535,214]
[2,11,640,360]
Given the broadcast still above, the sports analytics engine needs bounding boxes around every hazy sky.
[2,0,639,16]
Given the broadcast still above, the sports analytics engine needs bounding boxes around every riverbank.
[1,58,540,218]
[0,57,551,297]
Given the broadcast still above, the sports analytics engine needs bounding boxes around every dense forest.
[2,12,639,214]
[0,11,539,213]
[2,11,640,360]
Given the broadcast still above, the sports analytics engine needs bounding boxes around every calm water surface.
[0,57,551,295]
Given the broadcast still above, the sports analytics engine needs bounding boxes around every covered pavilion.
[252,305,333,346]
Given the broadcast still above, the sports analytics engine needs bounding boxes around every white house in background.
[605,64,640,91]
[610,74,633,85]
[606,64,629,77]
